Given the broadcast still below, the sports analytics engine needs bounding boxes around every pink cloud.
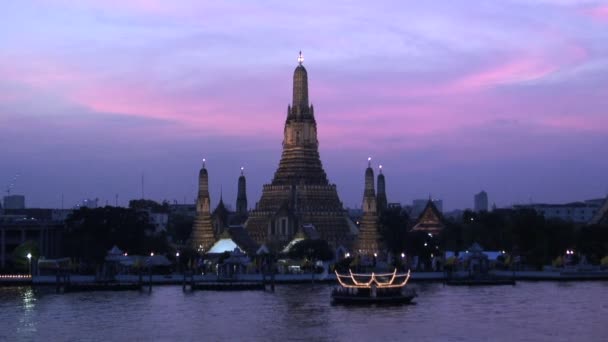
[583,5,608,22]
[448,57,558,90]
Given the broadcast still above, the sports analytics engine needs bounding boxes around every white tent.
[208,238,243,254]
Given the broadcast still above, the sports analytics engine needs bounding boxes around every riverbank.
[2,269,608,287]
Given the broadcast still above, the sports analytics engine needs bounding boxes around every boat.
[331,269,416,305]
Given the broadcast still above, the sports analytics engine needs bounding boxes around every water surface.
[1,282,606,341]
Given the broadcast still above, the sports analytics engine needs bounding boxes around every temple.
[245,52,355,250]
[190,159,216,252]
[376,165,388,214]
[411,199,445,235]
[354,158,381,255]
[236,167,248,217]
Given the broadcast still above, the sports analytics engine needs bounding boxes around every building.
[411,198,443,218]
[514,198,603,224]
[474,191,488,212]
[376,165,388,214]
[589,196,608,225]
[0,215,64,269]
[411,200,445,235]
[245,52,355,250]
[168,204,197,218]
[236,167,248,217]
[190,160,216,252]
[76,198,99,209]
[3,195,25,210]
[354,159,381,255]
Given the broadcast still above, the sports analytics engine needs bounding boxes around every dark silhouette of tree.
[64,206,170,265]
[379,206,409,256]
[288,239,334,261]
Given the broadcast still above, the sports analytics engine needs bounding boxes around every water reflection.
[0,282,606,342]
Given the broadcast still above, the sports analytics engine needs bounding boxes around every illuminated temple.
[354,159,381,255]
[245,52,356,250]
[190,159,216,252]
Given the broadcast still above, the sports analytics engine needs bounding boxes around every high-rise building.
[354,159,381,255]
[3,195,25,210]
[245,52,354,249]
[474,191,489,212]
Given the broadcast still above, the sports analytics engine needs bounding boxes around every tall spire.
[236,167,248,216]
[292,51,309,115]
[272,52,326,185]
[355,159,380,256]
[191,158,215,252]
[364,159,376,210]
[377,164,387,213]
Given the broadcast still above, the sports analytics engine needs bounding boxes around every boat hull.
[331,293,416,305]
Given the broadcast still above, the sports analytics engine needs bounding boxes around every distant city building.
[168,204,196,218]
[147,211,169,234]
[589,197,608,225]
[3,195,25,210]
[474,191,489,212]
[387,203,402,210]
[411,199,442,218]
[76,198,98,209]
[0,215,64,269]
[444,209,465,220]
[514,198,604,224]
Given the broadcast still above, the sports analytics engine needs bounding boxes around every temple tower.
[236,167,248,216]
[376,165,388,214]
[190,159,216,252]
[245,52,354,249]
[355,158,381,255]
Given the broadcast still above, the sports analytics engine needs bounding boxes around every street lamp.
[150,252,154,257]
[26,253,32,276]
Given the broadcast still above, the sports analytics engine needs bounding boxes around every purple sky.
[1,1,608,211]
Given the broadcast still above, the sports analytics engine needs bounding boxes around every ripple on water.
[0,282,607,341]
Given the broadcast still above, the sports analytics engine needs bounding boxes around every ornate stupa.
[376,164,388,214]
[190,159,216,252]
[245,52,354,249]
[354,158,381,255]
[236,167,248,217]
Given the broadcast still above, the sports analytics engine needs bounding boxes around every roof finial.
[379,164,383,174]
[367,157,372,168]
[203,158,206,168]
[240,166,244,176]
[298,51,304,65]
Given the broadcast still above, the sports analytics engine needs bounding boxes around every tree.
[379,206,409,256]
[64,206,171,266]
[11,241,40,271]
[128,199,169,213]
[288,239,334,261]
[167,213,194,244]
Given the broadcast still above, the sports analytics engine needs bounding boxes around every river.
[1,281,606,341]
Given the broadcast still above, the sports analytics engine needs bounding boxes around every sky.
[1,0,607,211]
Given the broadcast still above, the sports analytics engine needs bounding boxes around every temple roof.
[412,200,445,233]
